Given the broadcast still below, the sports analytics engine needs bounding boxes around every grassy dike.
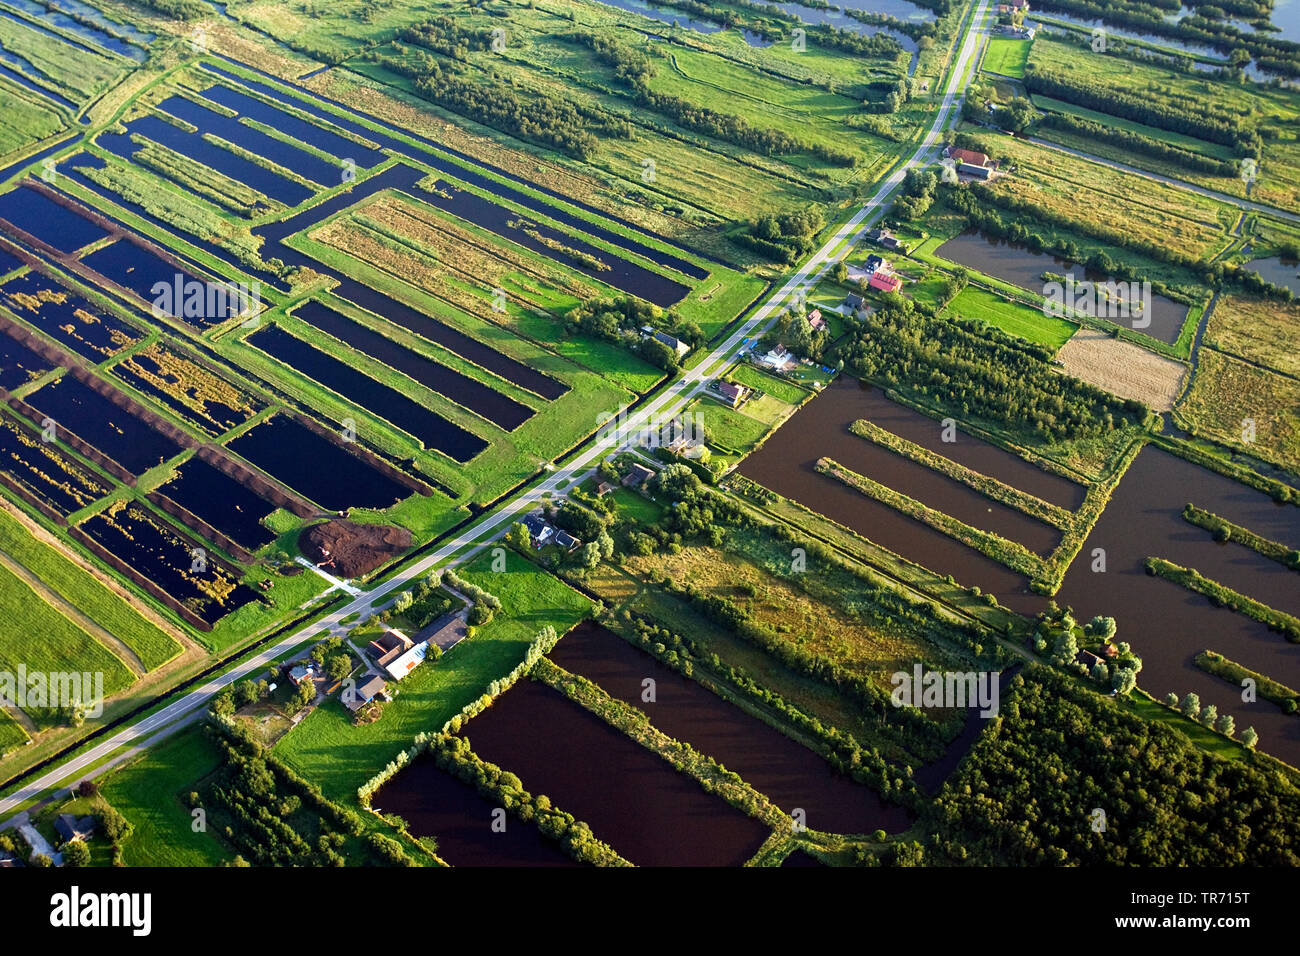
[1145,557,1300,642]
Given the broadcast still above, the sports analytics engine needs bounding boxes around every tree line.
[572,32,857,166]
[1036,110,1241,177]
[1022,65,1261,155]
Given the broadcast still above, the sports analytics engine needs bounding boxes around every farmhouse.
[760,343,798,371]
[1076,649,1105,671]
[368,629,413,670]
[622,463,655,489]
[384,641,429,682]
[711,379,749,408]
[54,814,97,844]
[344,674,388,713]
[868,228,903,251]
[869,272,903,294]
[944,145,998,179]
[641,325,690,358]
[807,308,826,332]
[419,611,470,652]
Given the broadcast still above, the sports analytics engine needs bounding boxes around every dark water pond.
[110,345,263,437]
[293,300,534,432]
[159,457,275,550]
[0,184,107,253]
[372,755,581,867]
[157,94,345,188]
[80,501,258,625]
[79,237,239,329]
[114,114,312,207]
[1244,256,1300,295]
[202,63,710,279]
[225,414,411,512]
[848,385,1086,509]
[464,677,772,865]
[739,377,1042,613]
[1,268,141,360]
[254,165,569,401]
[938,229,1189,345]
[550,620,914,834]
[3,0,149,60]
[247,324,488,463]
[0,326,51,389]
[199,83,387,169]
[0,412,107,514]
[25,374,181,475]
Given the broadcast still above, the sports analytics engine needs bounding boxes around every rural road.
[0,0,993,822]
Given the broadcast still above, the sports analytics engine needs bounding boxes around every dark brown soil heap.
[299,520,411,578]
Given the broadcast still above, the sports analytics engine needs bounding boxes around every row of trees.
[1022,65,1261,155]
[1036,110,1241,177]
[373,46,630,160]
[573,32,856,165]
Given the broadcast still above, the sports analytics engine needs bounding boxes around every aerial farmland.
[0,0,1293,911]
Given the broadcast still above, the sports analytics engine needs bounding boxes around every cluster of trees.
[398,16,496,60]
[740,208,826,265]
[573,33,856,165]
[1022,65,1262,155]
[441,568,500,626]
[890,167,940,222]
[1036,110,1241,177]
[428,733,628,865]
[839,298,1150,442]
[128,0,210,18]
[200,718,381,867]
[564,295,701,370]
[374,46,629,159]
[930,665,1300,864]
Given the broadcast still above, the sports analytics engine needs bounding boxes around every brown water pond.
[550,620,914,835]
[1057,446,1300,766]
[372,756,580,867]
[463,677,771,866]
[739,377,1043,614]
[938,229,1189,346]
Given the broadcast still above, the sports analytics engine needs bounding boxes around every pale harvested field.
[1057,329,1188,411]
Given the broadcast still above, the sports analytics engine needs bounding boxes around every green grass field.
[98,725,231,866]
[730,364,812,406]
[692,398,775,454]
[0,560,135,709]
[275,547,590,803]
[982,37,1031,78]
[0,508,183,671]
[943,286,1077,350]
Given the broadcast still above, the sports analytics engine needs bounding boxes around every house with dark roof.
[864,254,886,274]
[713,380,748,407]
[641,326,690,358]
[843,292,864,312]
[522,513,548,537]
[554,530,581,552]
[622,463,655,488]
[345,674,388,713]
[54,814,96,844]
[419,610,470,651]
[1076,649,1105,671]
